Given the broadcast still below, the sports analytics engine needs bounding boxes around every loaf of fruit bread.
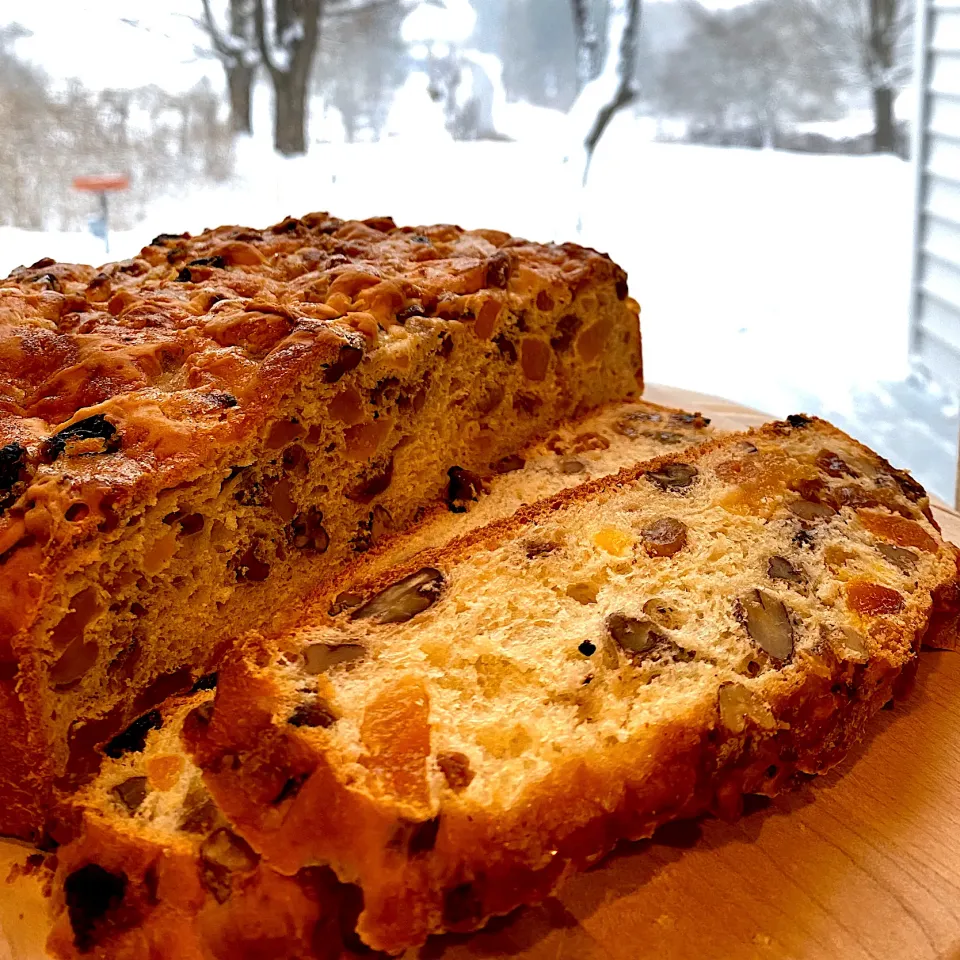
[183,416,960,954]
[0,212,643,840]
[46,691,359,960]
[45,397,714,959]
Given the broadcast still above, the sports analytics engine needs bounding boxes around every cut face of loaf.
[45,398,714,959]
[186,416,960,954]
[0,213,642,840]
[279,398,716,605]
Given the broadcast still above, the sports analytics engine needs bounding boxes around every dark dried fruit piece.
[273,772,310,805]
[352,568,445,624]
[323,341,364,383]
[64,864,128,952]
[288,699,339,728]
[485,251,511,288]
[735,590,794,661]
[199,828,260,904]
[175,267,193,282]
[188,255,226,268]
[640,517,688,557]
[104,710,162,759]
[877,543,918,573]
[767,556,803,583]
[0,442,26,494]
[493,334,517,363]
[446,466,486,513]
[786,414,813,428]
[816,449,856,478]
[190,673,218,693]
[644,463,698,492]
[42,414,120,464]
[578,640,597,656]
[303,642,365,675]
[437,752,475,792]
[888,468,926,504]
[346,458,394,504]
[111,776,149,814]
[392,816,441,857]
[550,314,582,351]
[233,545,270,582]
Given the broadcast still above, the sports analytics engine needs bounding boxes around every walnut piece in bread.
[184,416,960,954]
[0,213,642,840]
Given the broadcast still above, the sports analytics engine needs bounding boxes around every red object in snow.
[72,174,130,192]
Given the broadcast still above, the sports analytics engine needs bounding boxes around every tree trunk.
[228,62,255,135]
[872,85,895,153]
[274,72,307,155]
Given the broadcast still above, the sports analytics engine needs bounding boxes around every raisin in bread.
[0,213,642,840]
[183,416,960,954]
[44,398,714,959]
[46,691,359,960]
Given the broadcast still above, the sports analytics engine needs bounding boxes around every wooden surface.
[4,385,960,960]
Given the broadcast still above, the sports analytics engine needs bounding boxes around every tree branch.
[570,0,601,91]
[581,0,642,180]
[254,0,281,77]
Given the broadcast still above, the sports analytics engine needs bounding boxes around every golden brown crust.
[185,416,958,953]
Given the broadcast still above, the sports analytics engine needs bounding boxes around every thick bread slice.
[44,398,713,959]
[185,416,960,954]
[0,213,643,840]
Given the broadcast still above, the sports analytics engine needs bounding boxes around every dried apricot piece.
[360,676,431,810]
[846,581,904,617]
[858,510,937,554]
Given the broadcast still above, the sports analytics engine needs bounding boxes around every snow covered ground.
[2,113,956,501]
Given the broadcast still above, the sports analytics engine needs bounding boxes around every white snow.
[1,110,953,497]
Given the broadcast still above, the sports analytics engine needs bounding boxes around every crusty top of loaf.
[0,213,632,620]
[1,214,626,428]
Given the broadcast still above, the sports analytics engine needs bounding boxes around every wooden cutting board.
[3,386,960,960]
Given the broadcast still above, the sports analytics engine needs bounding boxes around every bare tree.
[794,0,913,152]
[656,1,843,149]
[253,0,321,155]
[567,0,642,183]
[200,0,258,135]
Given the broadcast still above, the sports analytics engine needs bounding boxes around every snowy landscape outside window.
[2,0,955,500]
